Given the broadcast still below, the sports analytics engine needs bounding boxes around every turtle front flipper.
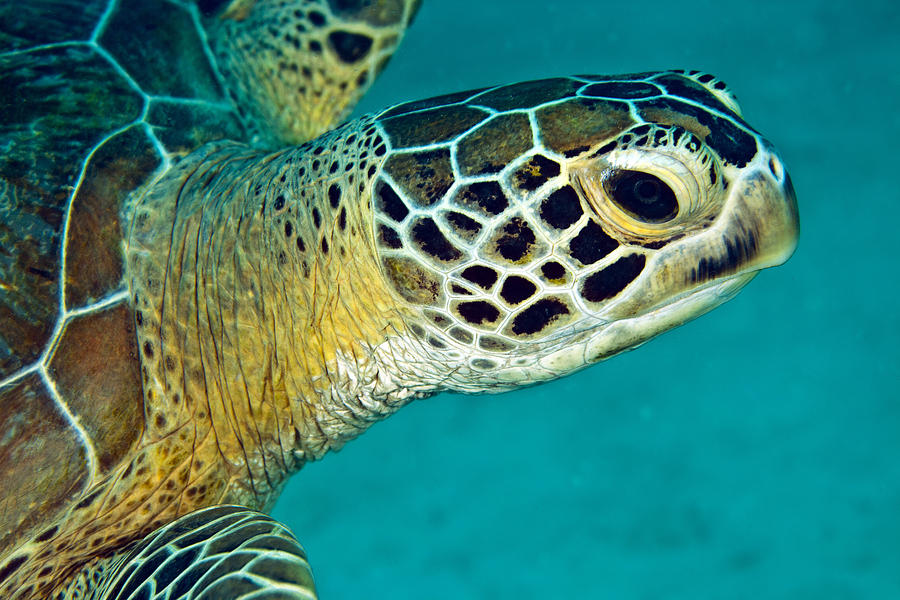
[196,0,422,146]
[91,506,316,600]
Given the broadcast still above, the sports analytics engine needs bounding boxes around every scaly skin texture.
[127,116,431,487]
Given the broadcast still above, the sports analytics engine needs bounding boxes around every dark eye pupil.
[604,170,678,223]
[634,180,659,202]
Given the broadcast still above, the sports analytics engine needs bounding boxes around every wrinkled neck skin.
[126,118,448,506]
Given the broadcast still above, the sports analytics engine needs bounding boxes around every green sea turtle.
[0,0,799,597]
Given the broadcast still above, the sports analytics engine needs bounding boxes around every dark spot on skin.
[328,184,341,208]
[155,414,167,429]
[75,488,102,510]
[460,265,498,289]
[500,276,537,305]
[563,145,590,158]
[449,326,474,343]
[338,207,347,230]
[328,31,373,63]
[312,207,321,229]
[412,218,462,262]
[513,155,560,191]
[284,221,293,237]
[641,238,669,250]
[428,337,446,349]
[308,11,326,26]
[494,217,536,262]
[35,526,58,543]
[426,311,450,328]
[479,336,513,351]
[590,141,617,158]
[274,195,285,211]
[569,220,619,265]
[581,81,661,99]
[540,185,583,229]
[451,284,472,295]
[511,298,570,336]
[453,181,508,216]
[653,129,667,146]
[135,311,143,326]
[690,232,758,284]
[445,211,481,239]
[0,555,28,586]
[540,261,567,281]
[472,358,496,369]
[296,236,306,252]
[309,40,322,53]
[378,224,402,249]
[581,254,647,302]
[142,342,153,359]
[321,237,329,254]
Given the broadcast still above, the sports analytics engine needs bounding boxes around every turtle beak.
[725,151,799,272]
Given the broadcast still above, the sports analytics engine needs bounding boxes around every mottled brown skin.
[0,0,421,597]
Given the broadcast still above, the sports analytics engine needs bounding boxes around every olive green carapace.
[0,0,797,598]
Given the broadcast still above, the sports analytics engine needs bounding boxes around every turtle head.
[370,71,798,391]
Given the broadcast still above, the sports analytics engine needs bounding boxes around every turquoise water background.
[274,1,900,597]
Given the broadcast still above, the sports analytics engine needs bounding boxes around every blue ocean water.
[274,1,900,598]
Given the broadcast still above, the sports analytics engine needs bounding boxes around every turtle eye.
[603,169,678,223]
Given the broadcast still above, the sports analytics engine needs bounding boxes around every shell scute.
[0,373,90,552]
[47,303,145,473]
[65,125,162,309]
[99,0,225,102]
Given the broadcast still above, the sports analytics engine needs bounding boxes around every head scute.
[369,71,796,387]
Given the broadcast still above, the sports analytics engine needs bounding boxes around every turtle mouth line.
[641,271,756,322]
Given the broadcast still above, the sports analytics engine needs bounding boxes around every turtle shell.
[0,0,247,567]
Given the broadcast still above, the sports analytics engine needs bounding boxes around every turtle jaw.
[580,270,756,364]
[576,150,799,365]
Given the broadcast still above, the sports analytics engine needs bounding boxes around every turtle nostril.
[767,155,784,181]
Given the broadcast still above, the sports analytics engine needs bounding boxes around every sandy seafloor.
[274,1,900,598]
